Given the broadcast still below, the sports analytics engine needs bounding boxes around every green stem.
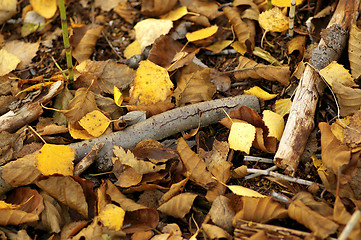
[58,0,74,84]
[267,0,272,9]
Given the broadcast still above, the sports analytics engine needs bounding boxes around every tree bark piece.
[274,0,360,174]
[69,95,260,171]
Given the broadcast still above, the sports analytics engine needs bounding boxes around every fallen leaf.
[202,223,232,240]
[228,122,256,154]
[259,7,289,32]
[343,110,361,148]
[186,25,218,42]
[158,193,197,218]
[227,185,265,198]
[319,61,356,87]
[36,144,75,176]
[98,204,125,231]
[0,0,17,25]
[113,1,138,24]
[129,60,173,105]
[161,6,188,21]
[30,0,57,19]
[272,0,304,7]
[274,98,292,117]
[262,110,284,140]
[123,40,141,59]
[134,18,173,51]
[94,0,122,11]
[3,40,40,69]
[0,48,20,76]
[349,23,361,78]
[141,0,178,17]
[244,86,278,100]
[78,110,110,137]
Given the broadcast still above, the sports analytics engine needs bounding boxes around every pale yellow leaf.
[274,98,292,117]
[244,86,277,100]
[36,144,74,176]
[227,185,266,198]
[259,7,289,32]
[113,86,123,107]
[319,61,356,88]
[228,122,256,154]
[135,18,173,51]
[68,122,93,140]
[30,0,57,19]
[0,48,20,76]
[262,110,284,141]
[231,41,247,55]
[186,25,218,42]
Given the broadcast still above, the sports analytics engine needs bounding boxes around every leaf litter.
[0,0,360,239]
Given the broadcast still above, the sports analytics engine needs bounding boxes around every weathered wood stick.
[69,95,260,171]
[274,0,360,174]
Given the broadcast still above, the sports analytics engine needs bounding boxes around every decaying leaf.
[36,176,89,218]
[3,40,40,69]
[234,56,290,85]
[129,60,173,105]
[158,193,197,218]
[173,63,216,106]
[113,1,138,24]
[180,0,221,20]
[343,109,361,148]
[259,7,289,32]
[94,0,122,12]
[0,0,17,25]
[202,223,232,240]
[71,25,104,63]
[177,137,216,189]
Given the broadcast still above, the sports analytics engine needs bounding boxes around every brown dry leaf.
[180,0,221,20]
[75,60,135,94]
[30,0,57,19]
[227,185,265,198]
[126,102,175,118]
[37,191,70,233]
[113,145,166,174]
[105,180,159,232]
[2,152,41,187]
[71,25,104,63]
[292,192,333,217]
[202,223,232,240]
[208,196,235,233]
[0,49,20,76]
[147,35,183,68]
[177,137,216,189]
[159,178,189,205]
[0,208,39,225]
[113,1,138,24]
[348,23,361,78]
[134,19,173,51]
[288,199,339,238]
[167,49,200,72]
[63,87,98,124]
[234,56,290,85]
[129,60,173,105]
[223,6,255,53]
[36,176,89,218]
[173,63,216,106]
[114,166,143,188]
[343,110,361,148]
[3,40,40,69]
[158,192,197,218]
[141,0,178,16]
[259,7,289,32]
[332,81,361,117]
[94,0,122,11]
[319,122,351,175]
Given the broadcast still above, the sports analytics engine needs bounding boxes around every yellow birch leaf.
[244,86,277,100]
[186,25,218,42]
[130,60,173,105]
[36,144,74,176]
[30,0,57,19]
[114,86,123,107]
[227,185,266,198]
[319,61,357,88]
[205,40,233,53]
[231,41,247,55]
[262,110,284,141]
[161,6,188,21]
[68,122,93,140]
[99,204,125,231]
[274,98,292,117]
[228,122,256,154]
[272,0,304,7]
[78,110,110,137]
[123,40,141,59]
[0,48,20,76]
[259,7,289,32]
